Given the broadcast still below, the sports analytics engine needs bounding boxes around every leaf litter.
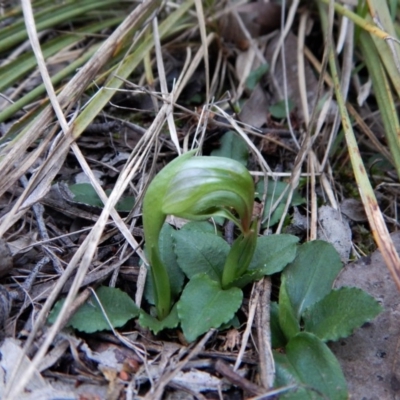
[0,0,398,398]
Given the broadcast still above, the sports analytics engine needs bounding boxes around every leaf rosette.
[143,151,257,320]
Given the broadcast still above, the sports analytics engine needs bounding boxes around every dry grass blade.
[1,0,398,397]
[321,10,400,291]
[0,0,118,52]
[255,278,275,389]
[194,0,210,103]
[143,329,216,400]
[0,0,163,200]
[320,0,400,42]
[4,114,158,399]
[0,44,99,123]
[2,1,166,398]
[152,16,180,154]
[3,0,201,394]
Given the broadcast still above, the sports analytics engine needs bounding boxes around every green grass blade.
[317,2,400,291]
[0,0,122,52]
[359,31,400,178]
[366,0,400,99]
[0,17,122,92]
[70,0,194,138]
[0,44,100,124]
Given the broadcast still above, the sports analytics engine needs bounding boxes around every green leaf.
[274,333,348,400]
[270,302,287,348]
[282,241,343,320]
[255,180,304,227]
[159,224,185,298]
[303,287,383,341]
[69,183,104,207]
[211,131,249,166]
[273,352,311,399]
[173,230,229,282]
[219,315,240,331]
[143,151,196,320]
[177,274,243,342]
[249,234,299,275]
[48,287,139,333]
[142,151,255,319]
[221,223,258,287]
[360,29,400,180]
[138,304,180,334]
[114,194,135,212]
[245,63,269,90]
[278,277,300,340]
[162,156,254,230]
[269,99,295,119]
[69,183,135,211]
[180,220,217,234]
[227,269,265,289]
[145,224,185,304]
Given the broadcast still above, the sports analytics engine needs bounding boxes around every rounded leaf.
[177,274,243,342]
[274,332,348,399]
[48,287,139,333]
[249,234,299,275]
[173,230,229,282]
[303,287,383,341]
[282,241,343,319]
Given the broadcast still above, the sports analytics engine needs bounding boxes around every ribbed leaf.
[173,230,229,282]
[249,234,299,275]
[163,156,254,231]
[274,333,348,400]
[177,274,243,342]
[282,241,343,320]
[303,287,382,341]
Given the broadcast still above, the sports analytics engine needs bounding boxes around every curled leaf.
[163,156,254,232]
[143,151,196,319]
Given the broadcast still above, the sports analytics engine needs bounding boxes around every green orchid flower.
[143,150,257,320]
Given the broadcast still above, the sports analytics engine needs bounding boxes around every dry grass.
[0,0,399,398]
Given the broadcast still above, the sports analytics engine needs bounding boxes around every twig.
[19,176,64,274]
[21,256,50,294]
[144,330,216,400]
[215,359,263,397]
[4,2,162,398]
[255,278,275,389]
[234,283,259,371]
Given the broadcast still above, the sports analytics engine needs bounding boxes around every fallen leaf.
[317,205,352,262]
[239,84,270,128]
[219,3,281,50]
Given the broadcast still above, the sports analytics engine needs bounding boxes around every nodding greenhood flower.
[143,150,257,320]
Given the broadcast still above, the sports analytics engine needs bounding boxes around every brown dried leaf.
[266,32,320,122]
[219,3,281,50]
[340,198,367,222]
[239,84,270,128]
[317,205,352,262]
